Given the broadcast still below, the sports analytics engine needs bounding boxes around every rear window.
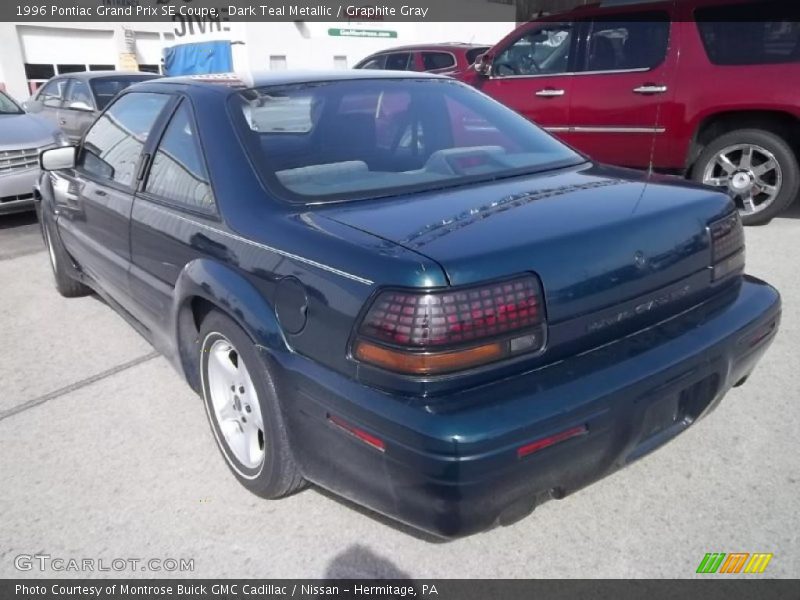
[696,2,800,65]
[90,76,157,110]
[422,52,456,70]
[231,78,582,203]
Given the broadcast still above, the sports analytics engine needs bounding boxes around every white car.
[0,89,64,215]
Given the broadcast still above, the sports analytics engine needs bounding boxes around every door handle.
[58,119,67,125]
[535,88,565,97]
[633,85,668,95]
[94,189,107,197]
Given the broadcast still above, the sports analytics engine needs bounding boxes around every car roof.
[50,71,160,81]
[146,70,448,90]
[364,43,490,53]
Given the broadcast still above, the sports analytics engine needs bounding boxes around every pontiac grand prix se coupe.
[35,72,780,538]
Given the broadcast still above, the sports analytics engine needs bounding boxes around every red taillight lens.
[354,275,546,375]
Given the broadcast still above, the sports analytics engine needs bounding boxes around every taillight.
[353,275,546,375]
[709,212,745,281]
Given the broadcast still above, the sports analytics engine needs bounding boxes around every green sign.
[328,28,398,39]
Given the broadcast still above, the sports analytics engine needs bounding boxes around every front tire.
[199,310,305,498]
[693,129,799,225]
[40,213,91,297]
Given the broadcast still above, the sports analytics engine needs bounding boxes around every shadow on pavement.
[0,210,38,230]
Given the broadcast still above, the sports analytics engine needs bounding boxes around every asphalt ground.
[0,206,798,579]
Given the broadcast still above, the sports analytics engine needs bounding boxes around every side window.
[39,79,67,107]
[696,2,800,65]
[65,79,93,109]
[385,53,413,71]
[80,92,169,187]
[584,14,670,72]
[422,52,456,71]
[145,101,214,211]
[360,55,387,69]
[494,23,574,77]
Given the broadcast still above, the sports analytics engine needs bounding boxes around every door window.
[493,23,574,77]
[80,92,170,187]
[38,79,67,107]
[65,79,93,109]
[145,101,215,211]
[584,14,670,72]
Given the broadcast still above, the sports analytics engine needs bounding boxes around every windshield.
[90,76,157,110]
[231,78,582,203]
[0,91,23,115]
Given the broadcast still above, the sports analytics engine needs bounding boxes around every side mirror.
[68,100,93,112]
[474,53,493,77]
[40,146,77,171]
[23,99,43,113]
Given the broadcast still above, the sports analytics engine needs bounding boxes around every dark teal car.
[35,71,780,538]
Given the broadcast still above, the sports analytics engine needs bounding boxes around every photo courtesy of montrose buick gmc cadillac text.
[35,71,780,538]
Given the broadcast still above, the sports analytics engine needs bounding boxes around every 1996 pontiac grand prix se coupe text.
[34,71,780,538]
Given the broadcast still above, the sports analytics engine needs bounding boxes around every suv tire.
[693,129,799,225]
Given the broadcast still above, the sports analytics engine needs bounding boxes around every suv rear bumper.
[268,276,780,538]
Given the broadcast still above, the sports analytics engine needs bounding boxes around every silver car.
[23,71,160,142]
[0,90,64,215]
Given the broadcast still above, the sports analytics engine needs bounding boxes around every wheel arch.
[172,259,288,392]
[686,110,800,176]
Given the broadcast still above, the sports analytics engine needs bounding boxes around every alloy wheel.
[702,143,782,217]
[206,338,266,469]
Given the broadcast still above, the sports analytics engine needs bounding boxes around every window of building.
[696,2,800,65]
[145,101,214,211]
[422,52,456,71]
[80,92,169,187]
[384,53,413,70]
[269,55,288,70]
[138,64,161,74]
[584,13,670,72]
[333,55,348,69]
[89,64,115,71]
[56,64,85,75]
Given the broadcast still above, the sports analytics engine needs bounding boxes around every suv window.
[584,13,670,72]
[359,55,387,69]
[80,92,169,187]
[696,2,800,65]
[65,79,93,108]
[422,52,456,70]
[145,101,214,211]
[494,23,574,77]
[39,79,67,108]
[466,47,490,65]
[385,53,413,70]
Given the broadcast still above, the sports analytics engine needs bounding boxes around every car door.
[60,79,97,142]
[129,98,217,332]
[475,22,578,136]
[564,10,678,168]
[53,91,173,306]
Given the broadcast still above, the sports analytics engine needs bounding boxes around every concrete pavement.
[1,206,798,579]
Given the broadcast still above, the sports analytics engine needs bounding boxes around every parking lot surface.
[1,207,798,579]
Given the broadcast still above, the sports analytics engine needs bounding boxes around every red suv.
[355,43,491,78]
[460,0,800,224]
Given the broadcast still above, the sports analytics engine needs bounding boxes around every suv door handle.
[633,85,668,95]
[535,88,565,97]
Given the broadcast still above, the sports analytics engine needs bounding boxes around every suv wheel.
[199,310,305,498]
[694,129,799,225]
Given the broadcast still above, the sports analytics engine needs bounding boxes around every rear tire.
[693,129,799,225]
[40,213,91,298]
[199,310,305,499]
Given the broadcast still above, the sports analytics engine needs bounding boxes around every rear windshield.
[231,78,582,203]
[90,76,157,110]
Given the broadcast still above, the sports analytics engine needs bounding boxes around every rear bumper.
[0,168,38,215]
[268,276,780,538]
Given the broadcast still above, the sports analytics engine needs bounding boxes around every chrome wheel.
[44,224,57,272]
[702,144,782,217]
[206,338,265,469]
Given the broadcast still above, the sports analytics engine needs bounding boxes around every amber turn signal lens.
[354,340,504,375]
